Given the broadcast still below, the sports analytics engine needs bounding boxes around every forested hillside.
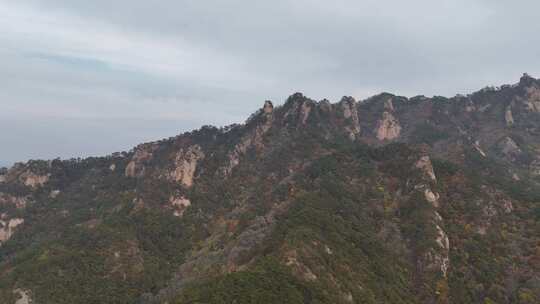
[1,75,540,304]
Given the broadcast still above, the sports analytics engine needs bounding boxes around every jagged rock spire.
[263,100,273,114]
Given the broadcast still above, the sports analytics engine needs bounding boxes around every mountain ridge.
[1,74,539,304]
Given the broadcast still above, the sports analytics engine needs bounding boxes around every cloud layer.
[1,0,539,164]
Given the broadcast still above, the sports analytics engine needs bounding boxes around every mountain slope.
[1,75,540,304]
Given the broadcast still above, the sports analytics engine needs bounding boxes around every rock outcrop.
[222,101,273,176]
[339,97,361,139]
[168,145,204,188]
[125,144,157,177]
[498,136,522,161]
[0,217,24,246]
[415,155,437,182]
[13,289,32,304]
[22,172,49,188]
[505,105,514,126]
[0,194,29,209]
[411,154,450,302]
[169,196,191,217]
[376,101,401,141]
[523,86,540,112]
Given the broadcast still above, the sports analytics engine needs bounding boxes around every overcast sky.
[1,0,539,166]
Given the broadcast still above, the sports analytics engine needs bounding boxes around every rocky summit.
[1,74,540,304]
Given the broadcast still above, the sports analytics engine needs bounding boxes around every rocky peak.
[2,74,540,304]
[282,93,315,126]
[263,100,274,114]
[282,93,307,110]
[519,72,536,87]
[376,111,401,141]
[338,96,361,139]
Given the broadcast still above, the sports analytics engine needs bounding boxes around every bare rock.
[125,144,156,177]
[339,97,361,139]
[435,225,450,250]
[21,172,49,189]
[376,111,401,141]
[169,145,204,188]
[523,86,540,112]
[499,137,522,160]
[169,196,191,217]
[0,194,29,209]
[13,289,32,304]
[473,141,487,157]
[222,102,273,176]
[424,188,440,208]
[505,105,514,126]
[263,100,274,114]
[530,158,540,176]
[49,190,61,199]
[0,217,24,246]
[415,155,437,182]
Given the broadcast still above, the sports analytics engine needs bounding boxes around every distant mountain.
[1,74,539,304]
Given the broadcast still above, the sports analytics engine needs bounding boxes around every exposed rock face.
[502,199,514,213]
[530,158,540,176]
[299,101,312,125]
[0,217,24,246]
[0,194,29,209]
[49,190,61,199]
[339,97,361,139]
[222,102,273,176]
[473,141,487,157]
[125,144,156,177]
[465,99,476,112]
[499,137,522,160]
[169,196,191,217]
[376,111,401,141]
[284,249,318,281]
[1,164,50,189]
[384,98,396,111]
[435,225,450,252]
[505,105,515,126]
[13,289,32,304]
[125,162,137,177]
[415,155,437,182]
[411,154,450,300]
[3,75,540,304]
[424,188,440,208]
[19,171,49,189]
[523,86,540,112]
[168,145,204,188]
[263,100,274,114]
[431,224,450,278]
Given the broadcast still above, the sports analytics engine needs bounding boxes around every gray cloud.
[1,1,540,164]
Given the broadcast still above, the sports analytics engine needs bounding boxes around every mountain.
[1,74,540,304]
